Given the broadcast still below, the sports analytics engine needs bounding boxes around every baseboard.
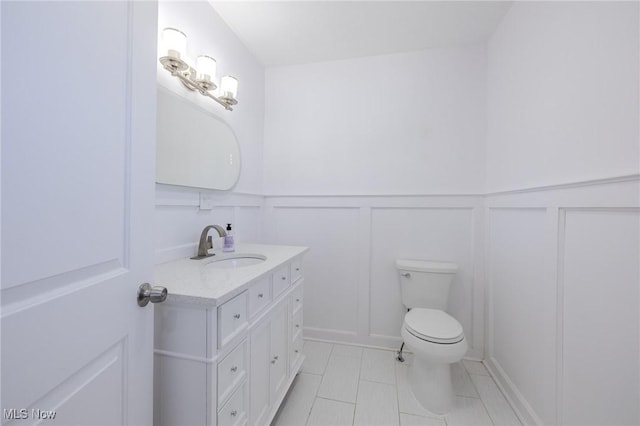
[484,356,543,426]
[304,327,403,350]
[304,336,402,353]
[465,346,483,361]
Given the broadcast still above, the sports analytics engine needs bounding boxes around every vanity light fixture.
[159,27,238,111]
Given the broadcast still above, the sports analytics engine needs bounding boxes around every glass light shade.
[220,75,238,100]
[162,27,187,60]
[196,55,216,82]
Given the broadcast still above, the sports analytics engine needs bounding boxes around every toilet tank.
[396,259,458,310]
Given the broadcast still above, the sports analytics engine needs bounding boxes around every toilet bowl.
[401,308,467,414]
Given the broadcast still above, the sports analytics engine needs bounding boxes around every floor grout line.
[306,343,333,426]
[394,359,402,426]
[352,347,363,426]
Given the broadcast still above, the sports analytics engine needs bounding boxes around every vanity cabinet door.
[249,298,290,425]
[269,301,289,403]
[249,321,270,426]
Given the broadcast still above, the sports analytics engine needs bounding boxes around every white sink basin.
[206,253,267,269]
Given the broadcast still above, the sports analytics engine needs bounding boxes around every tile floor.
[272,341,521,426]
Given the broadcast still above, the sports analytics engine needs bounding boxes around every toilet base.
[407,356,454,415]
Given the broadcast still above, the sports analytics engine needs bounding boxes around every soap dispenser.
[223,223,235,252]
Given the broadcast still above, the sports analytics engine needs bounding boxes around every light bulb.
[220,75,238,100]
[196,55,217,83]
[162,28,187,60]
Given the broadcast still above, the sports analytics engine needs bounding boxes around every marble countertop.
[154,243,309,306]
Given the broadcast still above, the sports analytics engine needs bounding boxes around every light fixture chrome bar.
[166,64,235,111]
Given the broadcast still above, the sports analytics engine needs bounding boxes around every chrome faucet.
[191,225,228,259]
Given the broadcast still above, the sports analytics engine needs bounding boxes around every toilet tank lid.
[396,259,458,273]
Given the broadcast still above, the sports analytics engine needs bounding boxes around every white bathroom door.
[1,1,157,425]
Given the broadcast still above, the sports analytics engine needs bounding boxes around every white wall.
[486,1,639,192]
[264,46,487,195]
[155,1,265,262]
[153,4,640,424]
[485,2,640,425]
[262,46,488,356]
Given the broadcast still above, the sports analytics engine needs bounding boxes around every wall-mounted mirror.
[156,87,241,190]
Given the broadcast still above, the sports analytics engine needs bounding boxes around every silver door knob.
[137,283,168,307]
[400,272,411,278]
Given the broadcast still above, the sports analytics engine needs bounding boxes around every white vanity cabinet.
[153,244,307,426]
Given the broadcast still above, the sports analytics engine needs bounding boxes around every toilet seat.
[404,308,464,344]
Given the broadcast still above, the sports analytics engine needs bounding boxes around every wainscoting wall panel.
[487,208,548,424]
[264,196,484,357]
[560,208,639,426]
[267,206,362,339]
[485,176,640,426]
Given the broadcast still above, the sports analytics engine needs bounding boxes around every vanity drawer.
[291,334,304,371]
[217,383,247,426]
[248,276,272,319]
[218,340,247,406]
[218,292,248,349]
[272,265,291,298]
[292,309,303,342]
[290,283,303,314]
[291,258,303,283]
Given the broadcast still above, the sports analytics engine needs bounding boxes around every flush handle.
[137,283,168,307]
[401,272,411,278]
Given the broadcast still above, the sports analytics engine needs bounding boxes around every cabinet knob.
[294,349,299,353]
[274,355,279,360]
[271,359,276,364]
[295,267,300,271]
[295,324,300,328]
[281,276,286,281]
[230,410,237,417]
[258,293,264,298]
[233,313,241,319]
[296,298,300,302]
[230,366,238,373]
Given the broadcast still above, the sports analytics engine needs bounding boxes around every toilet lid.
[404,308,464,344]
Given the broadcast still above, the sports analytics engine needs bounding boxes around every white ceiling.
[209,1,513,67]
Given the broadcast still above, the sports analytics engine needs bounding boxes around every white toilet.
[396,259,467,415]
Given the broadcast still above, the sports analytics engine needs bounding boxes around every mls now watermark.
[4,408,57,420]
